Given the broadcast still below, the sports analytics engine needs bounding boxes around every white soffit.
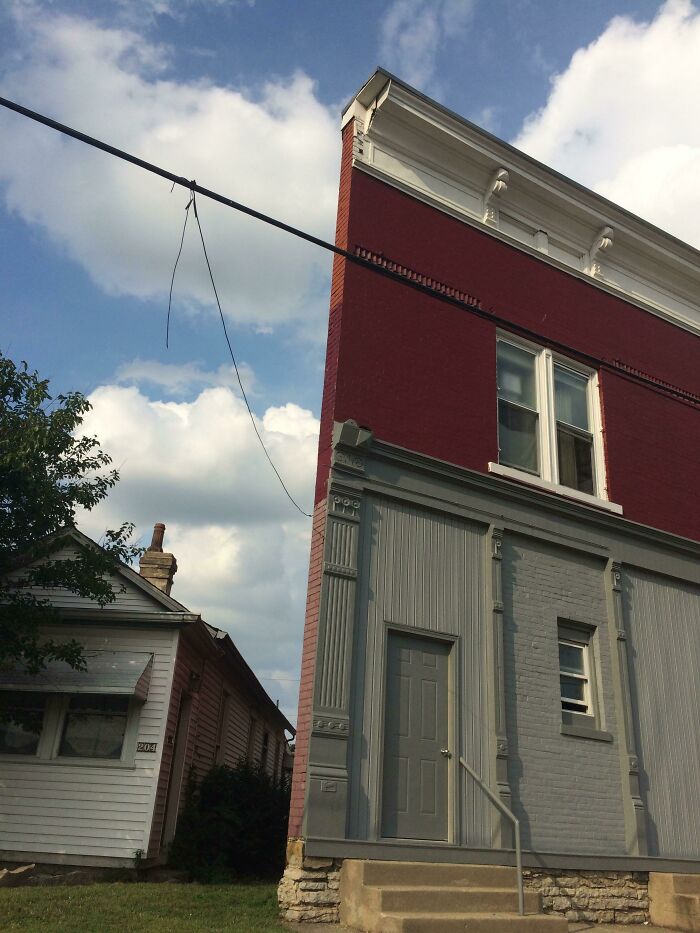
[344,72,700,338]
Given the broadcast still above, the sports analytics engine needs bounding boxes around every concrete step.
[650,872,700,931]
[377,885,541,914]
[378,910,569,933]
[674,875,700,895]
[359,859,517,888]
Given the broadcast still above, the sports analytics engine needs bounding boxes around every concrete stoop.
[339,860,568,933]
[649,872,700,932]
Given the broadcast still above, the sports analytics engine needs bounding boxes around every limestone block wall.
[524,869,649,924]
[278,840,341,923]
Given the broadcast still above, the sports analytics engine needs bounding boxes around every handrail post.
[514,819,524,916]
[459,757,524,916]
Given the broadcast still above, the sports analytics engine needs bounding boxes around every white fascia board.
[344,72,700,338]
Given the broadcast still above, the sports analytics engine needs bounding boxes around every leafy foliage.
[169,762,291,881]
[0,351,142,673]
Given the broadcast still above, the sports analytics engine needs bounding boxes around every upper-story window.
[494,335,615,510]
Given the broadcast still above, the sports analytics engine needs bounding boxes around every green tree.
[0,351,142,673]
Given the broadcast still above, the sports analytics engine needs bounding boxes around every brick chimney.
[139,522,177,596]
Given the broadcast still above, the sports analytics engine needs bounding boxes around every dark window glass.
[557,427,594,493]
[498,400,539,474]
[559,642,584,675]
[0,693,47,755]
[59,695,129,760]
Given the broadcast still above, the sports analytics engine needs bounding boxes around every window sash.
[558,635,591,716]
[497,398,540,474]
[497,337,602,498]
[58,695,130,760]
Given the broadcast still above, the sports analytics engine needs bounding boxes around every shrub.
[169,761,290,882]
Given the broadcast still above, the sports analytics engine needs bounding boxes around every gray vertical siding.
[501,534,627,855]
[349,496,491,846]
[622,568,700,859]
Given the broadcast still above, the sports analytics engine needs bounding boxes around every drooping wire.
[185,189,312,519]
[166,188,194,348]
[2,94,699,410]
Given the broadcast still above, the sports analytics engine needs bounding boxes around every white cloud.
[77,382,318,722]
[379,0,475,92]
[514,0,700,248]
[115,358,257,396]
[0,11,339,330]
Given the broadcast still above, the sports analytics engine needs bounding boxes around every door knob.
[440,748,452,758]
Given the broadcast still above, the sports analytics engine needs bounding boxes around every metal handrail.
[459,756,524,916]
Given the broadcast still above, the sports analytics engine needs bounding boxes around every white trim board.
[345,71,700,340]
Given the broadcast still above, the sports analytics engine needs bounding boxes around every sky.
[2,0,700,723]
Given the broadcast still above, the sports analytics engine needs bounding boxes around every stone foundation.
[524,869,649,924]
[277,839,342,923]
[278,850,651,925]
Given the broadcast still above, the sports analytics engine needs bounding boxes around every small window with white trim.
[558,627,592,717]
[495,336,610,507]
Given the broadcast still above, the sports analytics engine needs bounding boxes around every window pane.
[59,695,129,760]
[559,642,584,674]
[497,342,537,409]
[0,693,47,755]
[560,675,588,712]
[498,400,539,473]
[554,365,590,430]
[557,427,594,493]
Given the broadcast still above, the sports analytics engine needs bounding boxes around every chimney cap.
[148,522,166,552]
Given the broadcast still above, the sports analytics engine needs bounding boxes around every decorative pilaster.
[304,422,370,839]
[607,561,648,855]
[489,526,513,848]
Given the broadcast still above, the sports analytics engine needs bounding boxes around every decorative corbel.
[586,225,614,277]
[483,167,509,227]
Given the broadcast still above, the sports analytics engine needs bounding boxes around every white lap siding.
[0,623,179,866]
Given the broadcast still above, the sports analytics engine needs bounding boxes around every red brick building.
[280,71,700,929]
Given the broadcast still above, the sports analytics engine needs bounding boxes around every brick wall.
[322,165,700,541]
[501,534,627,854]
[314,119,356,505]
[288,498,327,837]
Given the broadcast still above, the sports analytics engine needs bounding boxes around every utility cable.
[166,190,193,349]
[187,189,311,518]
[1,94,700,409]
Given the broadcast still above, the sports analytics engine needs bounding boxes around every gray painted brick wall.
[502,534,627,854]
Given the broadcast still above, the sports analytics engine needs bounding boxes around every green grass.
[0,882,289,933]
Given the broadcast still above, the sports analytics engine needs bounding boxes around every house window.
[495,336,608,503]
[554,364,594,494]
[58,695,130,760]
[0,692,48,756]
[558,629,591,717]
[215,690,231,765]
[496,341,539,474]
[0,691,136,762]
[246,714,258,761]
[260,730,270,770]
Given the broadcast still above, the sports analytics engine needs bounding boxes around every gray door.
[381,631,451,841]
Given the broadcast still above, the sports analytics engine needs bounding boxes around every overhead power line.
[1,94,699,416]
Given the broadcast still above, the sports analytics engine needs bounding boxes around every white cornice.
[344,71,700,339]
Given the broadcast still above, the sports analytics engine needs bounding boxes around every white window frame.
[558,635,591,717]
[490,333,622,514]
[0,692,141,768]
